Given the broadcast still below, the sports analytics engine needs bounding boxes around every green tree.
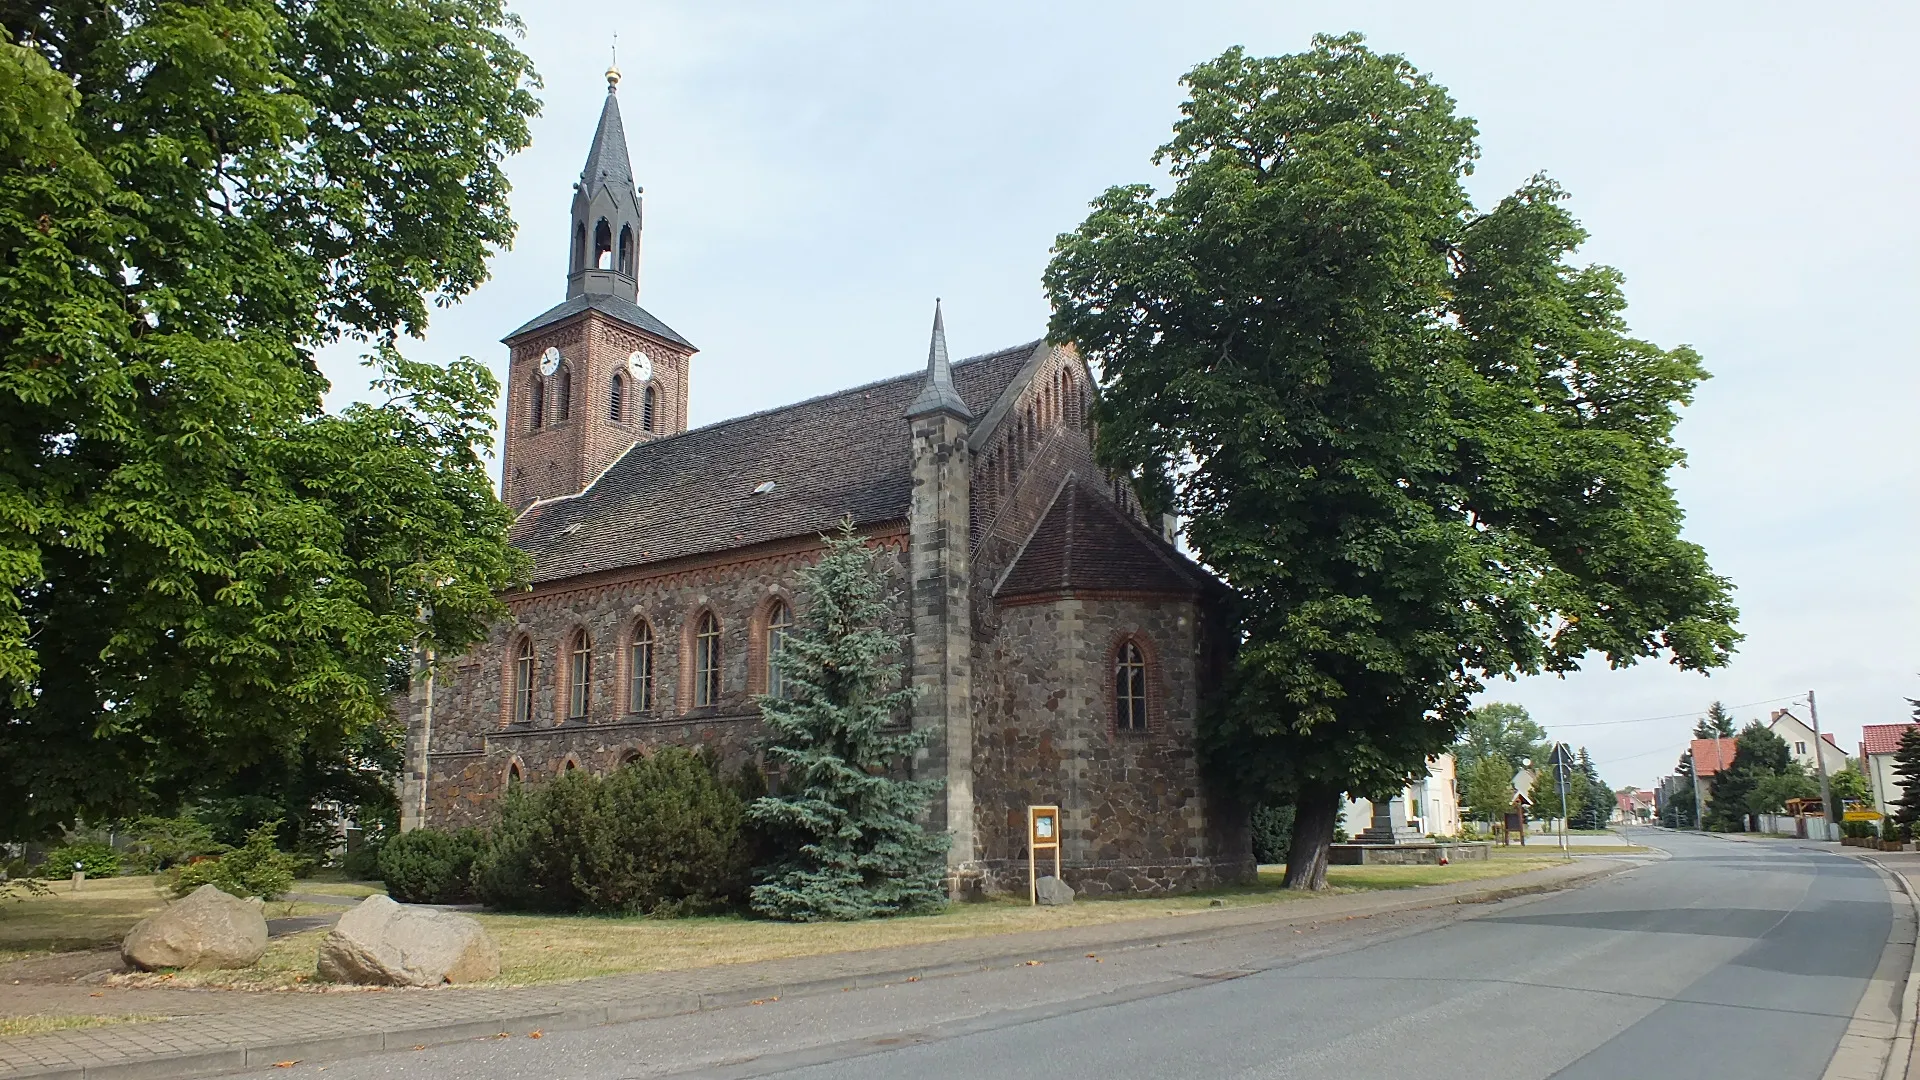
[1750,767,1818,817]
[1830,764,1872,807]
[1695,701,1738,740]
[1892,722,1920,827]
[1457,703,1549,773]
[1045,35,1739,888]
[1707,721,1791,832]
[0,2,539,839]
[1571,748,1612,830]
[1460,753,1515,835]
[747,524,950,921]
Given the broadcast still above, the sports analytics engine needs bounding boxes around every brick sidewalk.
[0,860,1623,1080]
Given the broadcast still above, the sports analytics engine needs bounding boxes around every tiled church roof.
[513,342,1041,583]
[503,292,694,349]
[997,479,1217,599]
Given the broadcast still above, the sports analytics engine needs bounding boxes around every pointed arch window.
[618,224,635,275]
[556,367,572,422]
[642,385,656,431]
[512,638,535,724]
[1114,640,1147,732]
[573,223,587,271]
[695,612,721,707]
[628,620,655,713]
[507,761,523,789]
[594,218,613,269]
[765,601,793,700]
[530,378,545,430]
[568,629,592,718]
[610,371,625,421]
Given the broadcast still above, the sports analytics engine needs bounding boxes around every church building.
[404,68,1253,897]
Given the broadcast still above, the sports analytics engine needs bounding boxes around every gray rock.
[316,895,499,986]
[1035,875,1075,906]
[122,884,268,971]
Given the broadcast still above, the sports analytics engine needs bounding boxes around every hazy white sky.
[317,1,1918,790]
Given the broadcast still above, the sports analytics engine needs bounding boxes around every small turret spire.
[906,299,971,421]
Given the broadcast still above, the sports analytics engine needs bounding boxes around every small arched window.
[594,218,613,269]
[609,371,625,421]
[573,223,586,271]
[1115,640,1147,732]
[618,224,635,275]
[512,638,535,724]
[556,367,572,422]
[628,620,655,713]
[563,757,579,774]
[530,378,545,430]
[568,629,592,718]
[766,601,793,700]
[642,385,656,431]
[507,762,523,789]
[695,612,721,707]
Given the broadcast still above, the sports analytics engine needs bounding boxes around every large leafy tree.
[0,2,538,839]
[1457,702,1548,773]
[1459,752,1514,835]
[1707,721,1791,832]
[1044,34,1738,888]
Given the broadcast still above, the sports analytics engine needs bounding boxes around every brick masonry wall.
[422,532,910,827]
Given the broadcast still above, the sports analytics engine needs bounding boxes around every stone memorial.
[122,884,268,971]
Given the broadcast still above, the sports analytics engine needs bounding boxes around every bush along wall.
[378,828,484,904]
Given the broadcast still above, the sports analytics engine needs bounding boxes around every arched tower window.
[618,224,635,276]
[694,612,721,707]
[507,761,524,789]
[628,619,655,713]
[556,367,572,422]
[530,378,545,430]
[1114,640,1147,732]
[511,637,535,724]
[568,629,592,718]
[594,218,613,270]
[609,371,625,421]
[765,601,792,700]
[642,385,656,431]
[573,223,586,271]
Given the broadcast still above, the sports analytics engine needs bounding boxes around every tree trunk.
[1281,785,1342,890]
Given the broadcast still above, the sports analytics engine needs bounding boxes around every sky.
[315,1,1919,791]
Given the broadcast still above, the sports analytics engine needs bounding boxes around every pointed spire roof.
[906,300,972,421]
[580,75,635,194]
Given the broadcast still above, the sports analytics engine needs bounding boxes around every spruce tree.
[747,523,950,920]
[1695,702,1737,740]
[1892,722,1920,827]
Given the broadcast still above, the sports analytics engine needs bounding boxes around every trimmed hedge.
[378,828,483,904]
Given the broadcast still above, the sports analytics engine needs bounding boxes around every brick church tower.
[500,64,696,510]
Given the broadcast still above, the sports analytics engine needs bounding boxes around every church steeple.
[566,65,643,302]
[906,300,971,421]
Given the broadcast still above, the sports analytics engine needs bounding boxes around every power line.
[1547,694,1802,730]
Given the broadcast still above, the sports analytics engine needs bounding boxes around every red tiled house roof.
[1690,738,1737,777]
[1861,723,1918,756]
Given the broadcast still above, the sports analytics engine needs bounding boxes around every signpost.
[1548,743,1573,857]
[1028,805,1061,905]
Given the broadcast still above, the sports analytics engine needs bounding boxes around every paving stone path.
[0,860,1622,1079]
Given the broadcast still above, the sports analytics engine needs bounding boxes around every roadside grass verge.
[0,875,372,966]
[0,1014,163,1038]
[103,859,1560,991]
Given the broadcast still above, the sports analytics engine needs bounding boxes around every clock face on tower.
[626,350,653,382]
[539,347,561,376]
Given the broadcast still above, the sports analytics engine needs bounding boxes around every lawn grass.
[0,875,364,967]
[0,1014,162,1038]
[110,859,1560,991]
[1489,845,1648,857]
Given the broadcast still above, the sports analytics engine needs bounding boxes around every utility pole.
[1809,689,1835,843]
[1689,748,1705,830]
[1551,743,1572,857]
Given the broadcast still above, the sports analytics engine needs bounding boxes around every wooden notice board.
[1028,804,1061,905]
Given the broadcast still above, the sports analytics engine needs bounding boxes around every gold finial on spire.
[606,36,621,90]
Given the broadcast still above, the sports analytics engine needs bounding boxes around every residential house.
[1340,754,1463,840]
[1860,723,1918,819]
[1766,708,1847,777]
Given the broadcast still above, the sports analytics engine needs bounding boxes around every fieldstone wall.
[421,531,910,828]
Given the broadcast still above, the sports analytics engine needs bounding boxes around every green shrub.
[1250,804,1294,865]
[379,828,483,903]
[476,749,747,915]
[119,816,221,874]
[41,840,120,878]
[341,830,386,882]
[170,822,299,899]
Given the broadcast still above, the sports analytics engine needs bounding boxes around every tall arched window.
[765,601,792,700]
[512,638,534,724]
[695,612,721,707]
[628,620,655,713]
[1114,640,1147,732]
[507,761,523,789]
[573,223,586,271]
[618,224,634,275]
[609,372,625,421]
[593,218,613,269]
[530,378,545,430]
[556,367,572,422]
[568,630,592,718]
[642,386,656,431]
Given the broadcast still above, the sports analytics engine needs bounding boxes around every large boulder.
[122,884,268,971]
[1035,875,1075,906]
[316,895,499,987]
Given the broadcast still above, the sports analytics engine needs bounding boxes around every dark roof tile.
[503,293,693,350]
[997,479,1216,599]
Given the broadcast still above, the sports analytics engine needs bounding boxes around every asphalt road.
[245,831,1898,1080]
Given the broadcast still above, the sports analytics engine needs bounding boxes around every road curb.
[0,861,1630,1080]
[1853,853,1920,1080]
